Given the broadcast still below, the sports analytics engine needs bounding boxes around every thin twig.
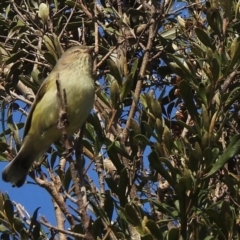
[33,35,43,76]
[20,58,51,68]
[168,0,205,15]
[94,0,99,72]
[16,81,35,102]
[117,0,122,16]
[96,39,125,69]
[10,91,33,105]
[64,190,77,203]
[220,70,240,94]
[71,129,93,239]
[11,1,42,34]
[76,0,93,19]
[40,219,85,238]
[181,114,191,138]
[123,10,159,143]
[33,175,76,227]
[58,4,76,41]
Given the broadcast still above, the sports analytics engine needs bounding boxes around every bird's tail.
[2,152,33,187]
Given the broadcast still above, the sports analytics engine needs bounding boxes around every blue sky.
[0,175,56,223]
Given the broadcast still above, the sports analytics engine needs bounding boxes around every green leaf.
[106,145,124,173]
[198,83,208,107]
[167,228,180,240]
[43,35,56,53]
[106,138,131,160]
[176,120,196,135]
[13,218,25,234]
[107,59,122,86]
[119,205,141,227]
[110,80,120,108]
[43,51,57,66]
[0,191,3,212]
[150,98,162,118]
[229,37,240,70]
[105,177,119,194]
[118,168,128,207]
[130,58,139,76]
[125,204,142,226]
[32,221,41,239]
[141,234,154,240]
[204,208,222,227]
[63,167,72,192]
[7,114,21,147]
[205,134,240,178]
[201,104,210,131]
[141,120,156,139]
[19,75,39,92]
[103,193,114,221]
[134,134,150,145]
[148,151,176,188]
[219,0,232,19]
[206,8,222,34]
[120,73,134,101]
[151,200,179,218]
[204,147,213,168]
[85,123,96,143]
[210,58,220,83]
[95,87,111,108]
[4,200,14,224]
[120,58,138,101]
[179,80,200,129]
[224,87,240,111]
[195,28,215,50]
[164,125,173,152]
[169,62,186,79]
[155,118,164,140]
[65,0,82,9]
[175,177,190,238]
[5,51,25,65]
[167,54,195,81]
[160,27,179,40]
[104,7,115,14]
[88,113,104,141]
[31,69,42,85]
[129,118,141,135]
[188,147,201,172]
[190,42,206,58]
[29,207,41,234]
[145,220,163,239]
[220,201,233,234]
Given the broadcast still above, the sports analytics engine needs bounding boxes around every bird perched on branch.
[2,45,95,187]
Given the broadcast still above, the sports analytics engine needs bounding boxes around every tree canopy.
[0,0,240,239]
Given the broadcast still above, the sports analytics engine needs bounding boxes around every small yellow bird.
[2,45,95,187]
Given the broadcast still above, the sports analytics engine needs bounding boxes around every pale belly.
[25,75,94,151]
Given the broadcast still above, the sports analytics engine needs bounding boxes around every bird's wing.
[23,79,49,138]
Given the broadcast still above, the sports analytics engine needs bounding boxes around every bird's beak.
[88,46,95,54]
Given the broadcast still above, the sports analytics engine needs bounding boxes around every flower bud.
[39,3,49,24]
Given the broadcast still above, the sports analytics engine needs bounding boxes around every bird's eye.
[71,50,80,54]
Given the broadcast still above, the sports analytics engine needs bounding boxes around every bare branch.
[40,219,85,238]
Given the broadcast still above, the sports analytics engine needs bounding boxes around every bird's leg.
[56,77,73,155]
[56,78,69,130]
